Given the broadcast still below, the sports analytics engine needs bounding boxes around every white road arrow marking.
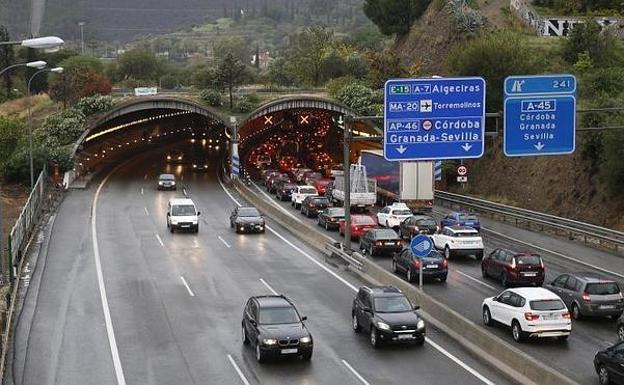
[396,145,407,154]
[534,142,545,151]
[461,143,472,152]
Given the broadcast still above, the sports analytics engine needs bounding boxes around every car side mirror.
[197,211,201,216]
[413,305,420,310]
[250,319,257,327]
[301,316,307,321]
[166,212,170,216]
[492,296,498,302]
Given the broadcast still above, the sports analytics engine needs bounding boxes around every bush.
[36,108,86,148]
[243,93,262,105]
[447,31,546,111]
[326,76,360,99]
[579,67,624,99]
[562,21,623,68]
[200,89,223,107]
[335,83,377,115]
[0,117,25,170]
[75,95,114,116]
[235,98,256,113]
[601,114,624,197]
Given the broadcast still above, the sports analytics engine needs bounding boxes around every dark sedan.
[157,173,177,190]
[392,248,448,283]
[594,341,624,385]
[399,215,439,239]
[230,206,265,233]
[317,207,344,231]
[275,182,298,201]
[300,196,330,218]
[267,174,291,193]
[360,229,403,256]
[242,295,313,363]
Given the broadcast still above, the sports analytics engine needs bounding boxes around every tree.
[363,0,431,36]
[0,116,24,169]
[213,37,251,64]
[335,83,376,115]
[216,52,247,109]
[59,54,105,74]
[267,57,299,87]
[49,69,112,106]
[118,48,160,81]
[365,50,408,89]
[287,26,335,86]
[562,21,623,68]
[0,25,14,99]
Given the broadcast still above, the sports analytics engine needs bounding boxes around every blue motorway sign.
[384,77,486,161]
[504,75,576,157]
[410,234,433,258]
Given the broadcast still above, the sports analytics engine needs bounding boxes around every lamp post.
[0,60,46,77]
[27,66,63,189]
[0,36,64,52]
[78,23,85,54]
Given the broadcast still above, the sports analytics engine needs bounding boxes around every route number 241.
[552,79,572,89]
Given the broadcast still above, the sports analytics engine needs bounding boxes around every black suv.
[242,295,313,363]
[399,214,438,239]
[275,182,298,201]
[352,286,426,348]
[300,196,330,218]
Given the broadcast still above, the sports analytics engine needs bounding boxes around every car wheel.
[242,325,249,345]
[598,365,611,385]
[444,246,451,260]
[170,226,174,233]
[501,273,510,288]
[392,260,398,274]
[352,314,361,333]
[301,350,312,362]
[256,343,266,363]
[511,320,525,342]
[439,275,447,283]
[481,266,488,278]
[476,251,484,260]
[557,335,569,341]
[386,220,390,228]
[370,326,380,348]
[618,324,624,342]
[407,268,413,283]
[572,303,582,320]
[368,246,374,256]
[325,222,329,231]
[415,338,425,347]
[483,306,492,326]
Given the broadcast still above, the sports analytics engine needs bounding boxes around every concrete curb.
[233,179,580,385]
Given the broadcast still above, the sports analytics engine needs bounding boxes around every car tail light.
[442,259,448,268]
[510,258,517,270]
[582,292,591,303]
[562,312,571,319]
[540,258,544,269]
[412,259,421,269]
[436,225,440,232]
[309,203,314,208]
[524,312,540,321]
[375,241,383,246]
[353,226,360,231]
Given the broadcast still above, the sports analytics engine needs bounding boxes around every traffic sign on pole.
[410,234,433,258]
[504,74,576,157]
[384,77,486,161]
[456,164,468,176]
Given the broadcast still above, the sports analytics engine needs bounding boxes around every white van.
[167,198,200,233]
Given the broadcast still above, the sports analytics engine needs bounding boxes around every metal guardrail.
[324,242,364,271]
[435,190,624,252]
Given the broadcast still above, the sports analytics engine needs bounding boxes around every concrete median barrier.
[232,179,579,385]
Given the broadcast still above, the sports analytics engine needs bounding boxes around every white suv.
[432,226,484,260]
[377,203,413,229]
[291,186,318,209]
[482,287,571,342]
[167,198,200,233]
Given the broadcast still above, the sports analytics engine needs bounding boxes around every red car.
[339,215,378,240]
[313,179,333,195]
[481,248,545,287]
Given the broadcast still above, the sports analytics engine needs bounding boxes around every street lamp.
[0,60,47,77]
[0,36,64,52]
[27,66,63,189]
[78,22,85,54]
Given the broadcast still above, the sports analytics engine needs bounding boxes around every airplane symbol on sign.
[264,116,273,125]
[420,100,432,112]
[300,115,309,124]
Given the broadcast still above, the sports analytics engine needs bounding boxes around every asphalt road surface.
[12,151,512,385]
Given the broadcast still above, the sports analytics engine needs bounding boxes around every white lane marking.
[180,276,195,297]
[219,177,495,385]
[144,207,149,216]
[155,234,164,247]
[143,173,148,180]
[427,338,496,385]
[483,226,624,279]
[456,270,496,291]
[140,187,144,195]
[226,354,250,385]
[218,236,231,248]
[92,165,128,385]
[251,181,302,222]
[342,360,370,385]
[259,278,278,295]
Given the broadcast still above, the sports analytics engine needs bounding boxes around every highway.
[11,150,511,385]
[247,178,624,385]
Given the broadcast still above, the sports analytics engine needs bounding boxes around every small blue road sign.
[384,77,486,161]
[410,234,433,258]
[504,74,576,157]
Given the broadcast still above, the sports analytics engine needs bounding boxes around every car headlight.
[177,156,182,160]
[158,181,164,185]
[263,338,277,345]
[167,156,171,160]
[171,181,176,185]
[417,319,425,329]
[376,321,391,331]
[300,336,312,344]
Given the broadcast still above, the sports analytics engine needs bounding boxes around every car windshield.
[416,219,436,226]
[238,208,260,217]
[516,255,541,265]
[312,198,329,204]
[258,307,300,324]
[160,174,175,180]
[586,282,620,295]
[328,208,345,216]
[393,209,412,215]
[454,231,478,237]
[172,205,195,216]
[375,229,399,239]
[530,299,565,311]
[374,296,412,313]
[300,188,317,194]
[354,216,376,225]
[283,184,297,190]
